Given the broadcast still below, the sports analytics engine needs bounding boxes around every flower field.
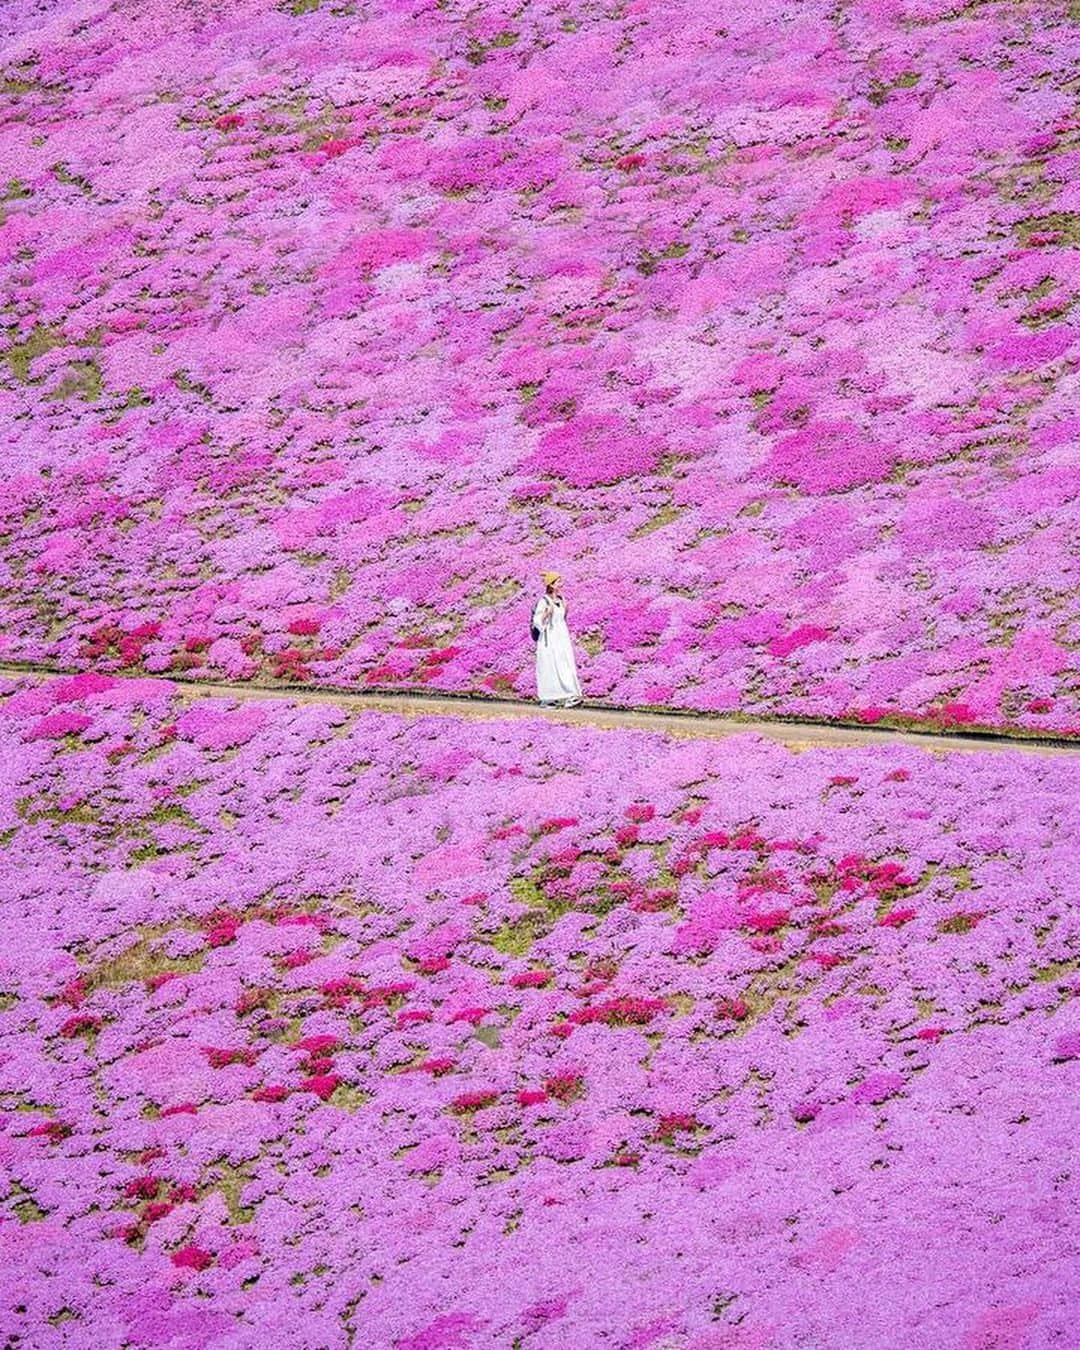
[3,0,1079,1343]
[1,0,1078,729]
[1,672,1077,1346]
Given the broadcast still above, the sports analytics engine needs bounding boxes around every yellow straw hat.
[541,571,561,586]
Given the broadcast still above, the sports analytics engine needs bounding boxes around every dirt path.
[2,661,1074,757]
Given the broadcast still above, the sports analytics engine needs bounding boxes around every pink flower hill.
[0,0,1077,730]
[0,673,1076,1345]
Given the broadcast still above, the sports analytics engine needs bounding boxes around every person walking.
[532,571,582,707]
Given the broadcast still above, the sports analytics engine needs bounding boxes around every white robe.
[533,595,582,703]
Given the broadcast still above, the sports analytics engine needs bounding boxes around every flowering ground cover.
[1,671,1077,1346]
[1,0,1079,730]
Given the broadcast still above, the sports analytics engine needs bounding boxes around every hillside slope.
[1,0,1077,728]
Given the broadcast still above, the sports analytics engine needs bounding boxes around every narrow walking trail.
[2,661,1074,757]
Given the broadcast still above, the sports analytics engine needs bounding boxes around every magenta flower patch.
[0,674,1076,1344]
[0,1,1076,731]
